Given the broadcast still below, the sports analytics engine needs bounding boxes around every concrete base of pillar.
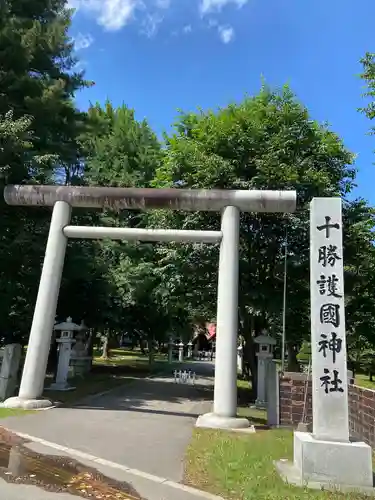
[3,396,54,410]
[276,431,374,493]
[195,412,252,431]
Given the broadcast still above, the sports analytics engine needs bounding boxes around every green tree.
[359,52,375,129]
[84,102,160,188]
[78,102,170,357]
[0,0,90,343]
[152,85,361,396]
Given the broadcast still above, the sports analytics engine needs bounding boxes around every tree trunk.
[287,343,299,372]
[47,339,58,376]
[348,359,357,378]
[86,329,95,370]
[246,341,257,401]
[241,314,258,401]
[147,335,154,365]
[101,336,109,359]
[140,338,147,356]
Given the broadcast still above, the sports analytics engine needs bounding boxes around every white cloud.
[141,12,164,37]
[72,32,94,50]
[208,18,218,28]
[69,0,140,31]
[200,0,248,15]
[155,0,170,7]
[68,0,244,41]
[218,25,234,43]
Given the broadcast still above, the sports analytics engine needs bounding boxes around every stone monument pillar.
[277,197,373,492]
[254,332,276,408]
[48,317,80,391]
[0,344,22,401]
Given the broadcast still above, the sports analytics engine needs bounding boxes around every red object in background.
[207,323,216,340]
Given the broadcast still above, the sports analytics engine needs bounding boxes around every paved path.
[0,362,216,500]
[0,437,223,500]
[0,480,76,500]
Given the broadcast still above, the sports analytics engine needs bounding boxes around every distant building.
[206,323,216,341]
[192,322,216,351]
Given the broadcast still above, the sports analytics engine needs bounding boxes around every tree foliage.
[151,86,366,382]
[0,0,89,341]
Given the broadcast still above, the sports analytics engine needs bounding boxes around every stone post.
[178,342,184,362]
[8,447,25,476]
[254,332,276,408]
[277,197,373,492]
[0,344,22,401]
[266,360,279,427]
[237,345,243,373]
[187,341,193,359]
[48,317,80,391]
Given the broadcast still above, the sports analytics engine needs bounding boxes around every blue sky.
[69,0,375,204]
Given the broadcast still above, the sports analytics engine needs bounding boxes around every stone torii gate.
[3,185,296,430]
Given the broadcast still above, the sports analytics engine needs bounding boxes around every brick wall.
[279,372,375,447]
[279,372,312,426]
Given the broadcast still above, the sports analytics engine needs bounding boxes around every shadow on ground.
[0,362,267,483]
[72,378,214,418]
[69,362,215,418]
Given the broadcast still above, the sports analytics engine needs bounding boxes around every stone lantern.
[70,319,92,377]
[72,320,88,358]
[49,317,81,391]
[178,341,184,362]
[254,331,276,408]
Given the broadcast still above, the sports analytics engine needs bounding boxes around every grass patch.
[355,373,375,390]
[0,409,33,418]
[237,378,251,391]
[237,376,252,405]
[184,428,371,500]
[93,349,167,367]
[237,405,267,424]
[236,376,267,424]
